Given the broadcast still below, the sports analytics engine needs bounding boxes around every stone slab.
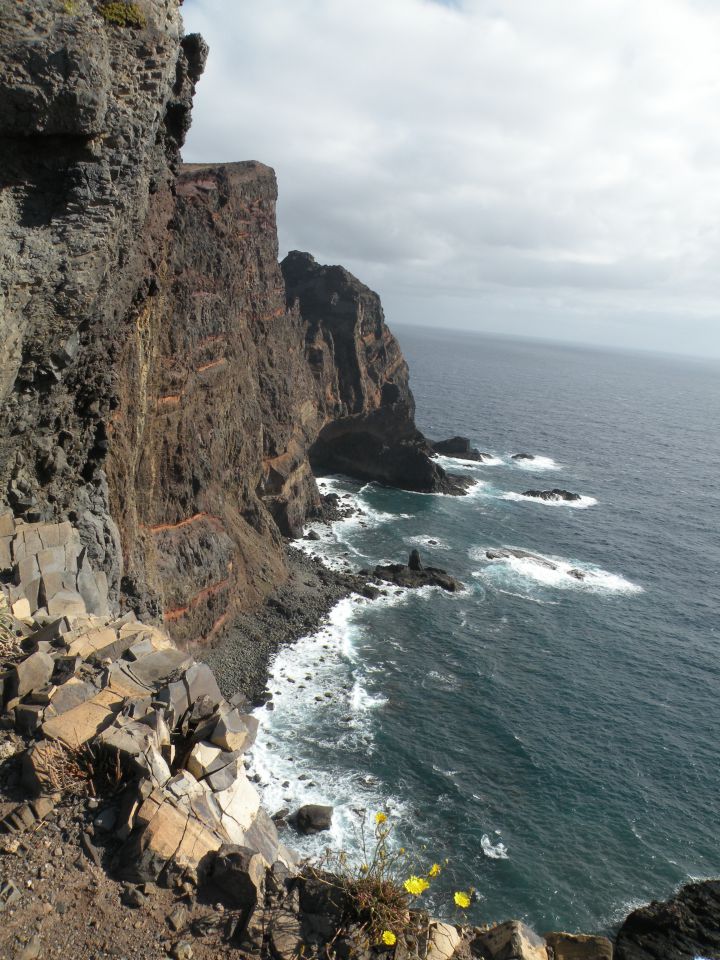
[47,590,87,619]
[543,933,613,960]
[126,649,194,689]
[42,689,123,748]
[0,512,15,538]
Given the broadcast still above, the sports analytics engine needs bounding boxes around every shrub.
[98,1,147,27]
[313,810,475,948]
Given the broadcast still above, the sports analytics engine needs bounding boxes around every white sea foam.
[296,476,415,571]
[433,450,505,469]
[250,587,432,859]
[502,491,598,509]
[471,546,643,595]
[481,833,509,859]
[511,455,560,471]
[407,534,451,551]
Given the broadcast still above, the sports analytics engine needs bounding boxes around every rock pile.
[0,514,295,891]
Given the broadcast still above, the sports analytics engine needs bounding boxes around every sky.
[181,0,720,358]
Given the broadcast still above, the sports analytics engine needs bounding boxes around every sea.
[249,327,720,935]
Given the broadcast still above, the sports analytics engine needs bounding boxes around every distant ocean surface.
[250,328,720,934]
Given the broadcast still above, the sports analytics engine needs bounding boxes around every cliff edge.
[0,0,460,653]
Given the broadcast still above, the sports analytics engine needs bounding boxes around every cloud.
[181,0,720,356]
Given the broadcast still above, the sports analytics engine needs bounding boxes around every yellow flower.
[375,812,388,824]
[381,931,397,946]
[360,864,369,873]
[404,876,430,896]
[428,863,441,878]
[454,891,471,909]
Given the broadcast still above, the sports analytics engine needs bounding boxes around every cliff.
[0,0,460,652]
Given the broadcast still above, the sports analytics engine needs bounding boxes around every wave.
[433,454,503,471]
[502,491,598,509]
[406,534,452,551]
[481,833,509,859]
[249,594,410,858]
[297,476,415,571]
[511,455,560,472]
[470,546,643,595]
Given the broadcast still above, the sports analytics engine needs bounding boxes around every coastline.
[201,545,366,704]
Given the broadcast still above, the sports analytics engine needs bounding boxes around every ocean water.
[250,329,720,934]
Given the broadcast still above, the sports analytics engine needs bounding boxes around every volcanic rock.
[544,932,613,959]
[291,804,333,835]
[471,920,548,959]
[522,489,581,502]
[432,436,490,461]
[512,453,536,461]
[615,880,720,960]
[371,552,462,592]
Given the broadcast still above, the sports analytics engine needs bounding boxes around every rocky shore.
[0,2,717,959]
[202,547,363,704]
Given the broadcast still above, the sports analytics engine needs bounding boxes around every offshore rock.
[614,880,720,960]
[371,553,463,592]
[432,437,490,461]
[522,489,581,502]
[291,804,334,835]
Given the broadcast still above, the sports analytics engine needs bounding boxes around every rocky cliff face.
[0,0,206,615]
[282,251,466,495]
[0,0,460,651]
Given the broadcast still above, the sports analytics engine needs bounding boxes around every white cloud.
[182,0,720,356]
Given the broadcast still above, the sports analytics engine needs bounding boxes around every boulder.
[214,770,262,840]
[11,650,54,699]
[210,709,259,753]
[470,920,548,960]
[427,921,462,960]
[184,662,223,708]
[614,880,720,960]
[46,589,87,619]
[186,740,224,780]
[485,548,557,570]
[42,688,123,748]
[206,844,268,910]
[292,804,333,835]
[544,932,613,959]
[512,453,535,461]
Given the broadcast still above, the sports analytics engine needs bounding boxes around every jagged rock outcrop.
[282,251,469,495]
[432,436,490,462]
[0,1,465,653]
[615,880,720,960]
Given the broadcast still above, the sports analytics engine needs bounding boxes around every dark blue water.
[252,329,720,934]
